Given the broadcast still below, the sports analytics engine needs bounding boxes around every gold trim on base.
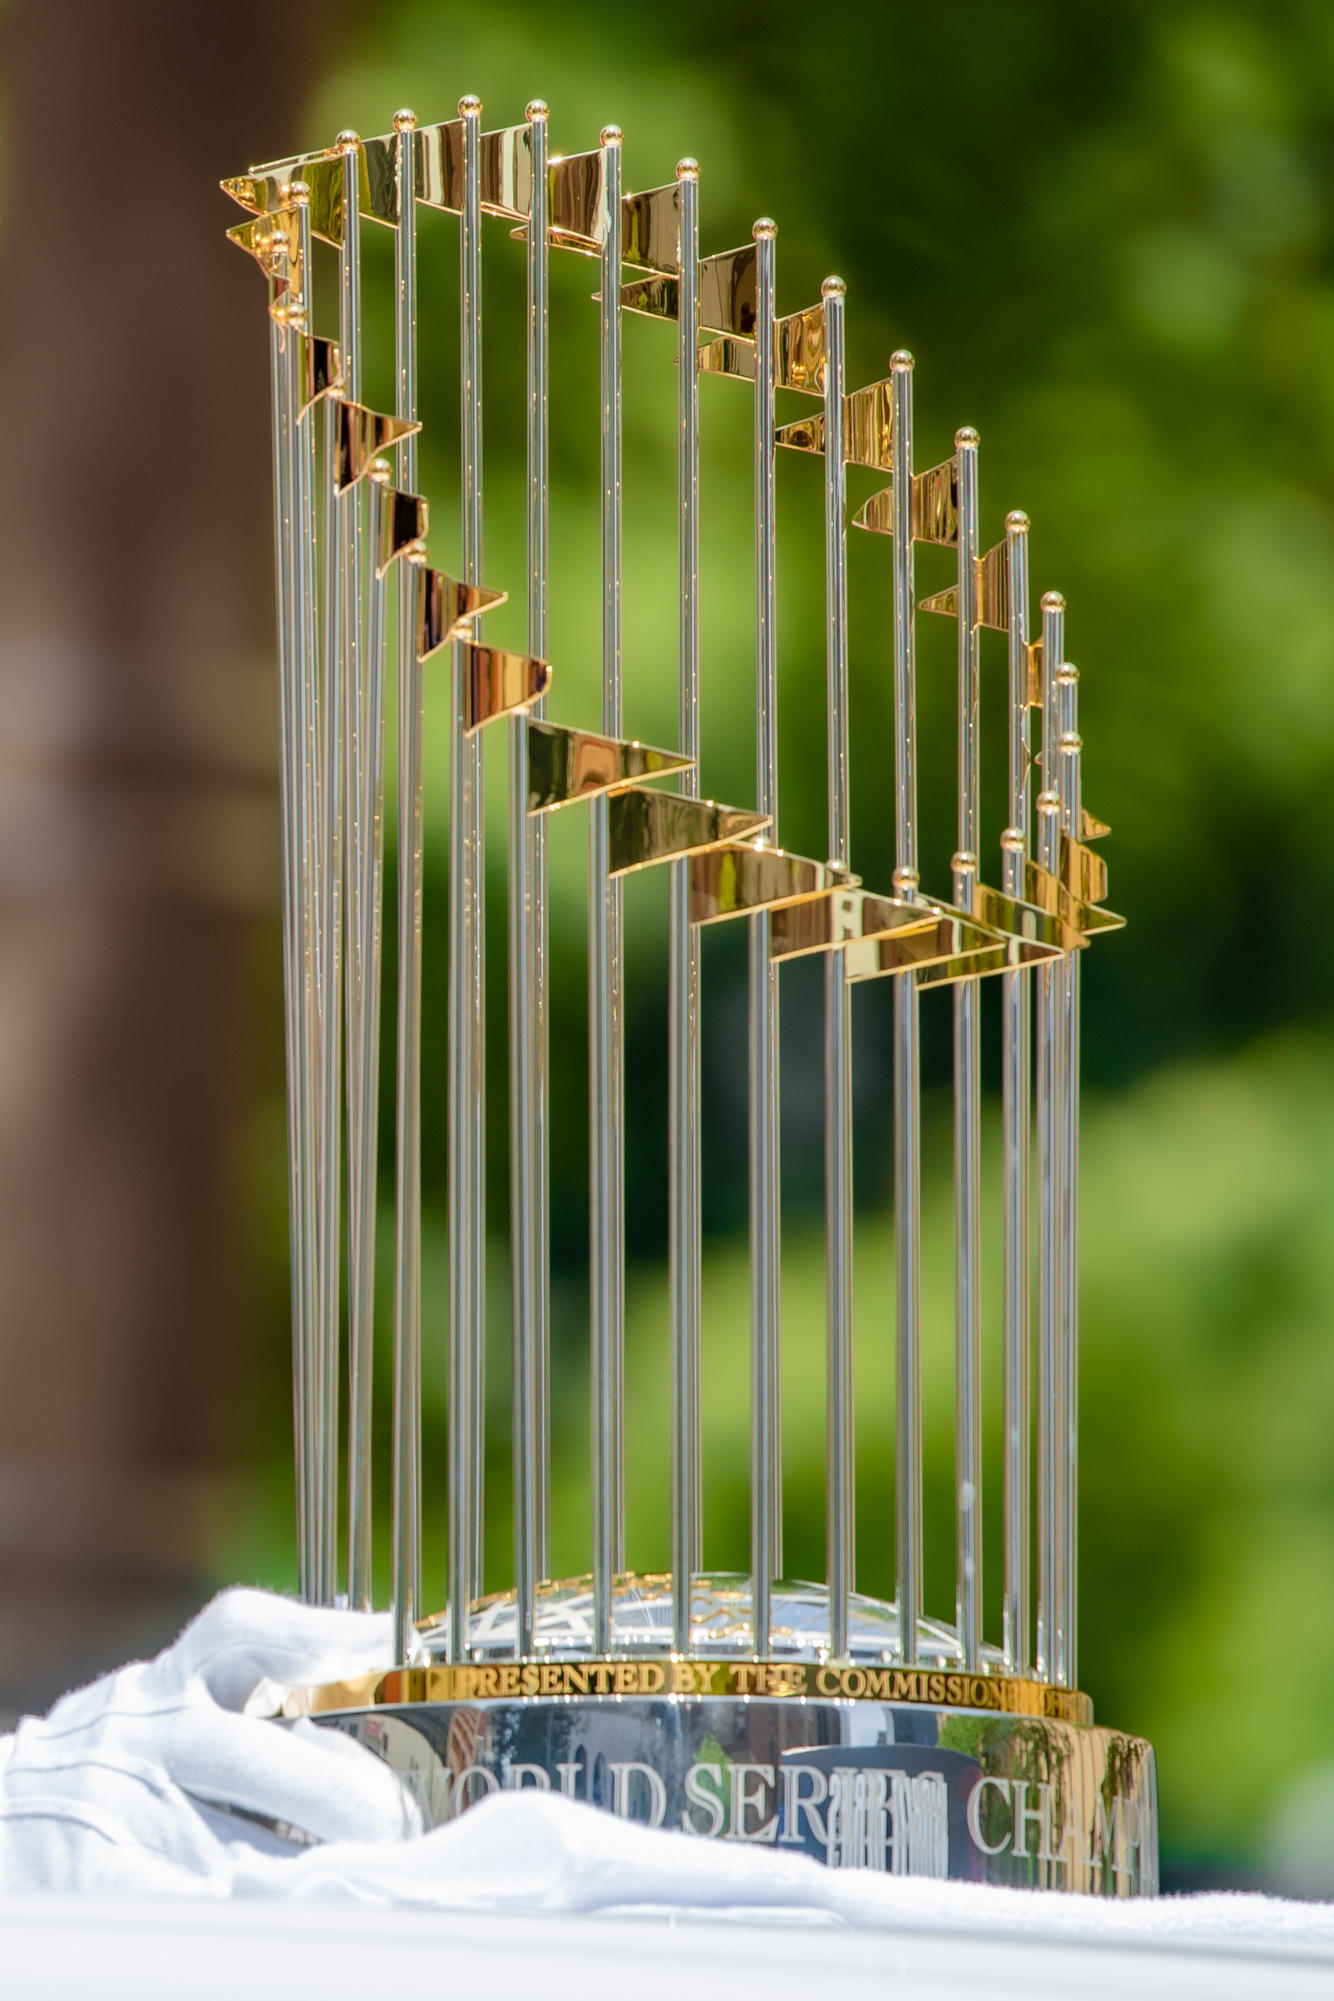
[282,1656,1092,1725]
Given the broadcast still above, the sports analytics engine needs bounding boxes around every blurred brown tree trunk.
[0,0,331,1709]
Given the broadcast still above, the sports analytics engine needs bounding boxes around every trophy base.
[287,1636,1158,1894]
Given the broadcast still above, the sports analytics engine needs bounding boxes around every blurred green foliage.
[224,0,1334,1888]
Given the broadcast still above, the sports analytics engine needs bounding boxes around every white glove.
[0,1587,412,1894]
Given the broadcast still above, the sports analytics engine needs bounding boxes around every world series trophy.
[222,93,1157,1894]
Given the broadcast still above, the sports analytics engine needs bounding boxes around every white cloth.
[1,1586,1333,1959]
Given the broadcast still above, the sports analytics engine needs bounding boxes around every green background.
[225,0,1334,1892]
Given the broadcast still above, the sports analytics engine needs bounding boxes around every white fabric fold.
[1,1586,1332,1957]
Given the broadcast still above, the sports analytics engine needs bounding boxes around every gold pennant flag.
[846,379,894,471]
[375,488,429,576]
[419,121,532,221]
[769,888,941,962]
[336,402,421,491]
[775,412,826,457]
[609,794,769,875]
[698,245,757,337]
[919,539,1014,628]
[853,486,892,536]
[843,898,1000,983]
[777,380,894,468]
[546,150,607,253]
[689,845,854,924]
[461,640,549,731]
[698,334,756,382]
[977,537,1009,630]
[853,453,958,543]
[1060,831,1109,906]
[620,274,678,321]
[223,156,346,243]
[775,306,825,394]
[1022,857,1125,938]
[526,721,692,814]
[416,571,507,661]
[225,208,300,283]
[971,884,1077,958]
[912,455,959,547]
[622,183,680,273]
[294,334,342,413]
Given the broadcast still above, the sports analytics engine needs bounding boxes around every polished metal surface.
[889,352,923,1670]
[820,277,854,1661]
[304,1687,1157,1895]
[749,218,781,1658]
[590,125,625,1656]
[1035,589,1065,1683]
[526,104,553,1589]
[390,113,422,1664]
[509,102,544,1660]
[951,426,982,1671]
[460,100,488,1620]
[339,134,376,1615]
[670,156,702,1659]
[225,88,1140,1892]
[1002,510,1032,1673]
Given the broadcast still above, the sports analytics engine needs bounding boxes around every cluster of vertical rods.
[250,98,1090,1690]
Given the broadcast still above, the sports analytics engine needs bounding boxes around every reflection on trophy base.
[300,1679,1158,1894]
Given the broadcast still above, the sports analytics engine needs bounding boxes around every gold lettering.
[816,1666,840,1696]
[497,1665,520,1697]
[946,1675,963,1705]
[928,1674,945,1704]
[590,1663,613,1694]
[734,1665,756,1695]
[843,1667,866,1698]
[539,1664,562,1696]
[670,1660,696,1694]
[613,1663,640,1695]
[479,1667,500,1698]
[970,1677,992,1709]
[520,1665,540,1697]
[566,1665,590,1695]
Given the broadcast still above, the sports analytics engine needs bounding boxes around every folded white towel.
[2,1585,1332,1958]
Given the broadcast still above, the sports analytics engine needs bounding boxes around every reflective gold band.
[283,1656,1092,1725]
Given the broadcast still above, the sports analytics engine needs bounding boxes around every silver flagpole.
[336,133,374,1608]
[591,125,624,1654]
[510,102,544,1656]
[390,109,422,1664]
[1001,510,1032,1672]
[750,217,781,1655]
[316,243,345,1613]
[270,273,312,1599]
[951,427,982,1668]
[351,453,390,1611]
[1035,587,1065,1680]
[821,276,854,1660]
[1057,662,1082,1690]
[451,95,488,1655]
[338,132,375,1611]
[525,103,552,1586]
[670,157,702,1656]
[890,350,922,1668]
[462,99,488,1613]
[289,184,324,1604]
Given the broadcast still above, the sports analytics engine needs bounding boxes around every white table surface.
[3,1893,1334,2001]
